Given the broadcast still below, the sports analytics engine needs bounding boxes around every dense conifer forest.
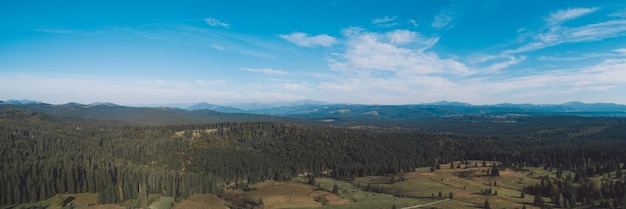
[1,107,626,208]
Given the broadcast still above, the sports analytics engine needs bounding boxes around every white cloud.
[313,25,626,104]
[314,28,482,104]
[480,56,526,74]
[372,16,397,24]
[504,8,626,55]
[204,17,230,28]
[212,44,226,51]
[432,13,453,29]
[371,16,399,27]
[431,0,469,29]
[241,68,288,75]
[610,8,626,18]
[279,32,337,47]
[614,48,626,54]
[456,58,626,104]
[408,19,418,27]
[547,7,597,25]
[34,29,74,34]
[386,30,417,44]
[330,29,465,76]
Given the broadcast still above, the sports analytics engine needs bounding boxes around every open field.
[174,194,228,209]
[222,180,349,209]
[345,161,550,209]
[289,177,434,209]
[5,164,621,209]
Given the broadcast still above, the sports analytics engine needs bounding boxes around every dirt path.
[400,199,450,209]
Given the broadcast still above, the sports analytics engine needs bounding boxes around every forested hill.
[1,103,626,207]
[0,102,299,125]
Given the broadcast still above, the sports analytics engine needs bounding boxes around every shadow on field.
[63,196,75,206]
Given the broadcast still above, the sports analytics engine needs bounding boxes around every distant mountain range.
[183,100,626,118]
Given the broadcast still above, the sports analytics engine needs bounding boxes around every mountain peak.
[425,101,471,106]
[89,102,120,107]
[187,103,243,113]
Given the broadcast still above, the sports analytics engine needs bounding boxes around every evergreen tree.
[332,183,339,194]
[521,190,525,198]
[308,174,316,186]
[484,199,490,209]
[136,183,148,209]
[533,192,545,207]
[449,192,453,199]
[491,164,500,176]
[315,195,328,206]
[258,198,264,206]
[438,191,443,198]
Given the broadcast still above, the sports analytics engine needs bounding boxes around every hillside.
[1,103,626,208]
[0,102,298,125]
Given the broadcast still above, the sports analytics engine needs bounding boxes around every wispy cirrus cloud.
[504,7,626,54]
[468,58,626,103]
[614,48,626,54]
[212,44,226,51]
[34,29,74,34]
[431,0,469,29]
[547,7,597,25]
[372,16,397,24]
[241,68,288,75]
[279,32,337,47]
[204,17,229,28]
[371,16,399,27]
[407,19,418,27]
[432,13,453,29]
[610,8,626,18]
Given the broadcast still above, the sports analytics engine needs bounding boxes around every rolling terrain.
[1,100,626,209]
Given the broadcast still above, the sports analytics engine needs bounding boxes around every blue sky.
[2,0,626,105]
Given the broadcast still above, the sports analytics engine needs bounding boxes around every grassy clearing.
[149,197,175,209]
[223,181,347,209]
[174,194,227,209]
[0,193,127,209]
[337,161,550,209]
[288,177,434,209]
